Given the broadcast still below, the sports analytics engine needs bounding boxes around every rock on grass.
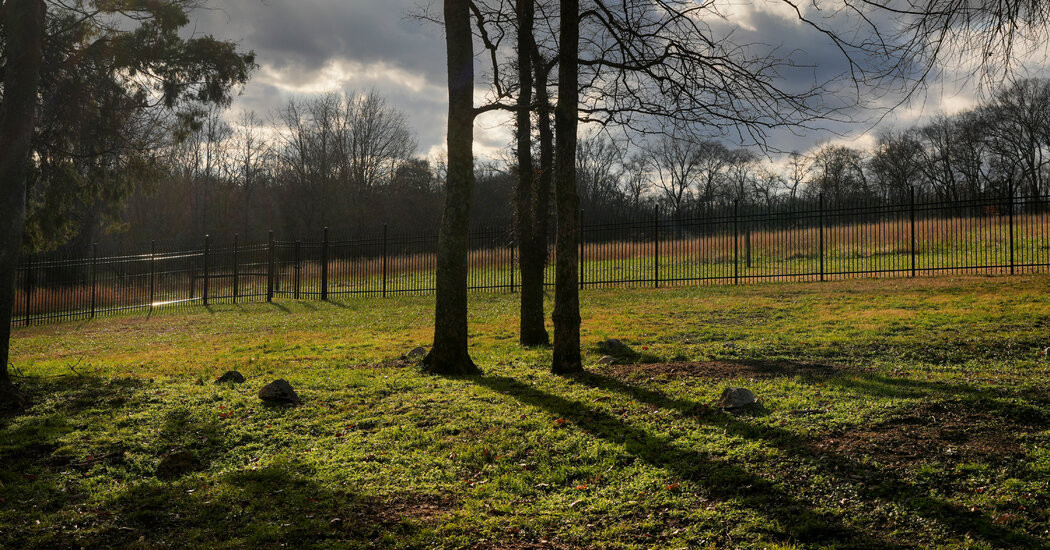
[719,387,756,410]
[215,371,245,384]
[598,338,635,357]
[259,379,302,405]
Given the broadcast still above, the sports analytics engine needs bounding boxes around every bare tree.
[514,0,546,347]
[808,144,870,203]
[233,110,272,238]
[915,116,961,201]
[339,91,417,193]
[885,0,1050,82]
[423,0,481,375]
[692,141,732,206]
[576,134,626,213]
[868,130,926,202]
[622,154,651,210]
[982,78,1050,197]
[724,149,759,204]
[552,0,583,375]
[950,110,994,198]
[751,167,786,209]
[645,135,701,217]
[784,151,809,203]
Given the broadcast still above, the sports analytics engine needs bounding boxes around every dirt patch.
[811,401,1029,468]
[367,493,456,525]
[598,359,854,380]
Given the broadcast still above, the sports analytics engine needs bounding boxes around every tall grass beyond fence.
[11,193,1050,326]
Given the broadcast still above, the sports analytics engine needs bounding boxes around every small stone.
[597,355,617,365]
[406,347,427,359]
[215,371,245,384]
[258,379,302,405]
[156,450,196,479]
[718,387,756,409]
[598,338,634,357]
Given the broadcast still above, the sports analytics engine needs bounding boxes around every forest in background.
[26,70,1050,254]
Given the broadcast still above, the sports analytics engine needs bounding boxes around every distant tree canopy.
[0,0,255,252]
[53,76,1050,253]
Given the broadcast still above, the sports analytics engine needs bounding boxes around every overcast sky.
[188,0,1048,161]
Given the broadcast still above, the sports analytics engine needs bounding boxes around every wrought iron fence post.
[321,227,329,301]
[382,224,388,298]
[653,207,660,288]
[910,187,916,277]
[266,230,274,302]
[745,225,752,269]
[90,243,98,319]
[510,238,515,293]
[1009,188,1015,274]
[232,234,239,304]
[579,209,585,290]
[733,201,739,285]
[294,240,301,300]
[23,255,32,326]
[149,241,156,311]
[203,235,210,307]
[819,194,825,282]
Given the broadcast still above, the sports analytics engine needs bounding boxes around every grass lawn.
[3,275,1050,548]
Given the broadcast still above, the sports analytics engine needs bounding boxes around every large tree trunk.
[423,0,479,375]
[551,0,582,375]
[515,0,549,347]
[0,0,46,410]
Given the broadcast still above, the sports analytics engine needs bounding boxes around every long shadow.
[569,371,1043,548]
[470,374,889,547]
[641,358,1050,425]
[2,462,433,548]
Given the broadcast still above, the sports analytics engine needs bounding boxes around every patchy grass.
[4,275,1050,548]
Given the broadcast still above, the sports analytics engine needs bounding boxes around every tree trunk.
[0,0,46,410]
[423,0,479,375]
[551,0,582,375]
[528,58,555,345]
[515,0,548,347]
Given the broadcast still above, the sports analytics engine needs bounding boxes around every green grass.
[4,275,1050,548]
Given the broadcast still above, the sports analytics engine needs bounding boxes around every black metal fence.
[10,192,1050,326]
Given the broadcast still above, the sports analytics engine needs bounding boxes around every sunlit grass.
[3,275,1050,548]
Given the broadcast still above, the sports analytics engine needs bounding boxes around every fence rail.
[11,192,1050,326]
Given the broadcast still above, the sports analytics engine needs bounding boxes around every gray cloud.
[187,1,1046,160]
[188,0,451,155]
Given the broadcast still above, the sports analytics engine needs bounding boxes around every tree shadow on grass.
[468,374,885,548]
[0,376,446,548]
[567,370,1044,548]
[1,461,440,548]
[92,464,437,548]
[828,374,1050,424]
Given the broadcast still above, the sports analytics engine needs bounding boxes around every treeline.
[103,90,519,252]
[81,78,1050,252]
[579,78,1050,218]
